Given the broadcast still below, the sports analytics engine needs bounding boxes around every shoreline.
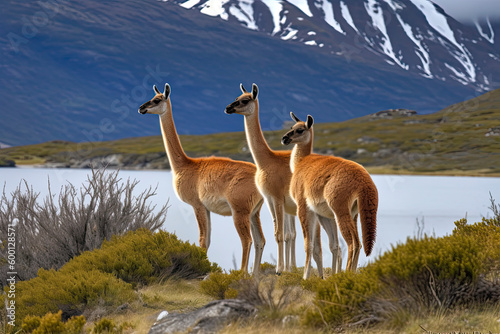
[5,164,500,178]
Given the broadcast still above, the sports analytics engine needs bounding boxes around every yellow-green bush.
[306,269,380,327]
[90,318,133,334]
[92,318,116,333]
[12,229,218,326]
[15,269,135,327]
[306,217,500,329]
[63,229,218,286]
[453,217,500,278]
[21,310,85,334]
[200,270,248,299]
[276,268,322,292]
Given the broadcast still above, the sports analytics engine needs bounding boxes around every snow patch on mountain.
[281,25,298,40]
[229,0,258,30]
[340,1,358,33]
[315,0,345,35]
[287,0,313,17]
[200,0,230,19]
[383,0,432,78]
[409,0,476,83]
[261,0,283,35]
[180,0,201,9]
[382,0,403,11]
[475,18,495,44]
[365,0,409,69]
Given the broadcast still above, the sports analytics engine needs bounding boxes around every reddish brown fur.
[225,84,314,274]
[282,116,378,277]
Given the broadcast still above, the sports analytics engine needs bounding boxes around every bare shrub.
[488,192,500,225]
[235,275,302,312]
[0,167,168,284]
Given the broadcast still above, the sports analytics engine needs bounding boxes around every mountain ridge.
[170,0,500,89]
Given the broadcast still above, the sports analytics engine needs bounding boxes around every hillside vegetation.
[1,89,499,175]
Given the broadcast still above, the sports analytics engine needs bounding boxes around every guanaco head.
[225,83,259,116]
[281,112,314,146]
[138,83,171,115]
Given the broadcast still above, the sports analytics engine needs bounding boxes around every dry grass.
[216,306,500,334]
[83,279,212,333]
[347,306,500,334]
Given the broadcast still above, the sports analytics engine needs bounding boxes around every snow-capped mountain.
[167,0,500,91]
[1,0,498,146]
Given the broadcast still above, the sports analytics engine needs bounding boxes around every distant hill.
[1,88,499,175]
[2,0,499,146]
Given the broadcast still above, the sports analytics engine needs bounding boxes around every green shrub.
[453,217,500,278]
[92,318,117,333]
[375,233,483,284]
[259,262,276,274]
[305,269,380,327]
[200,270,248,299]
[11,229,217,326]
[16,269,135,327]
[21,310,85,334]
[306,217,500,329]
[276,268,323,292]
[62,229,218,286]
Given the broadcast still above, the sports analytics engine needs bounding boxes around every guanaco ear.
[240,83,248,94]
[154,85,161,95]
[290,112,301,123]
[163,83,171,99]
[252,83,259,100]
[306,115,314,129]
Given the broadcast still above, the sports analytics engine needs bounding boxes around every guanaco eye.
[296,128,304,134]
[241,99,250,105]
[153,99,161,104]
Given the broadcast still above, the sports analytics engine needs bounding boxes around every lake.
[1,167,499,272]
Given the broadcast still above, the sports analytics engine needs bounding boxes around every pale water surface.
[1,168,499,272]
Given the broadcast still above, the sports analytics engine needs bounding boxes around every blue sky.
[432,0,500,22]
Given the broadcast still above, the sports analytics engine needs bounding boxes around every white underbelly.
[284,196,297,216]
[307,198,334,219]
[203,198,232,216]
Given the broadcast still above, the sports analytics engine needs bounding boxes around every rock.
[156,310,169,322]
[116,303,129,312]
[0,158,15,167]
[485,126,500,137]
[357,148,368,155]
[282,315,299,327]
[148,299,257,334]
[372,108,417,118]
[357,136,380,144]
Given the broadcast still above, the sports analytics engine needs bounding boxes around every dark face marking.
[138,95,165,114]
[281,124,308,145]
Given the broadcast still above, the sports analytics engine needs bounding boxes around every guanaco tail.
[281,112,378,279]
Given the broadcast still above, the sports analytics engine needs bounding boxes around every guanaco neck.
[159,99,191,174]
[290,130,314,173]
[243,100,275,169]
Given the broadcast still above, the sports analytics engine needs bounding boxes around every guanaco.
[281,113,378,279]
[139,83,265,274]
[225,83,309,274]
